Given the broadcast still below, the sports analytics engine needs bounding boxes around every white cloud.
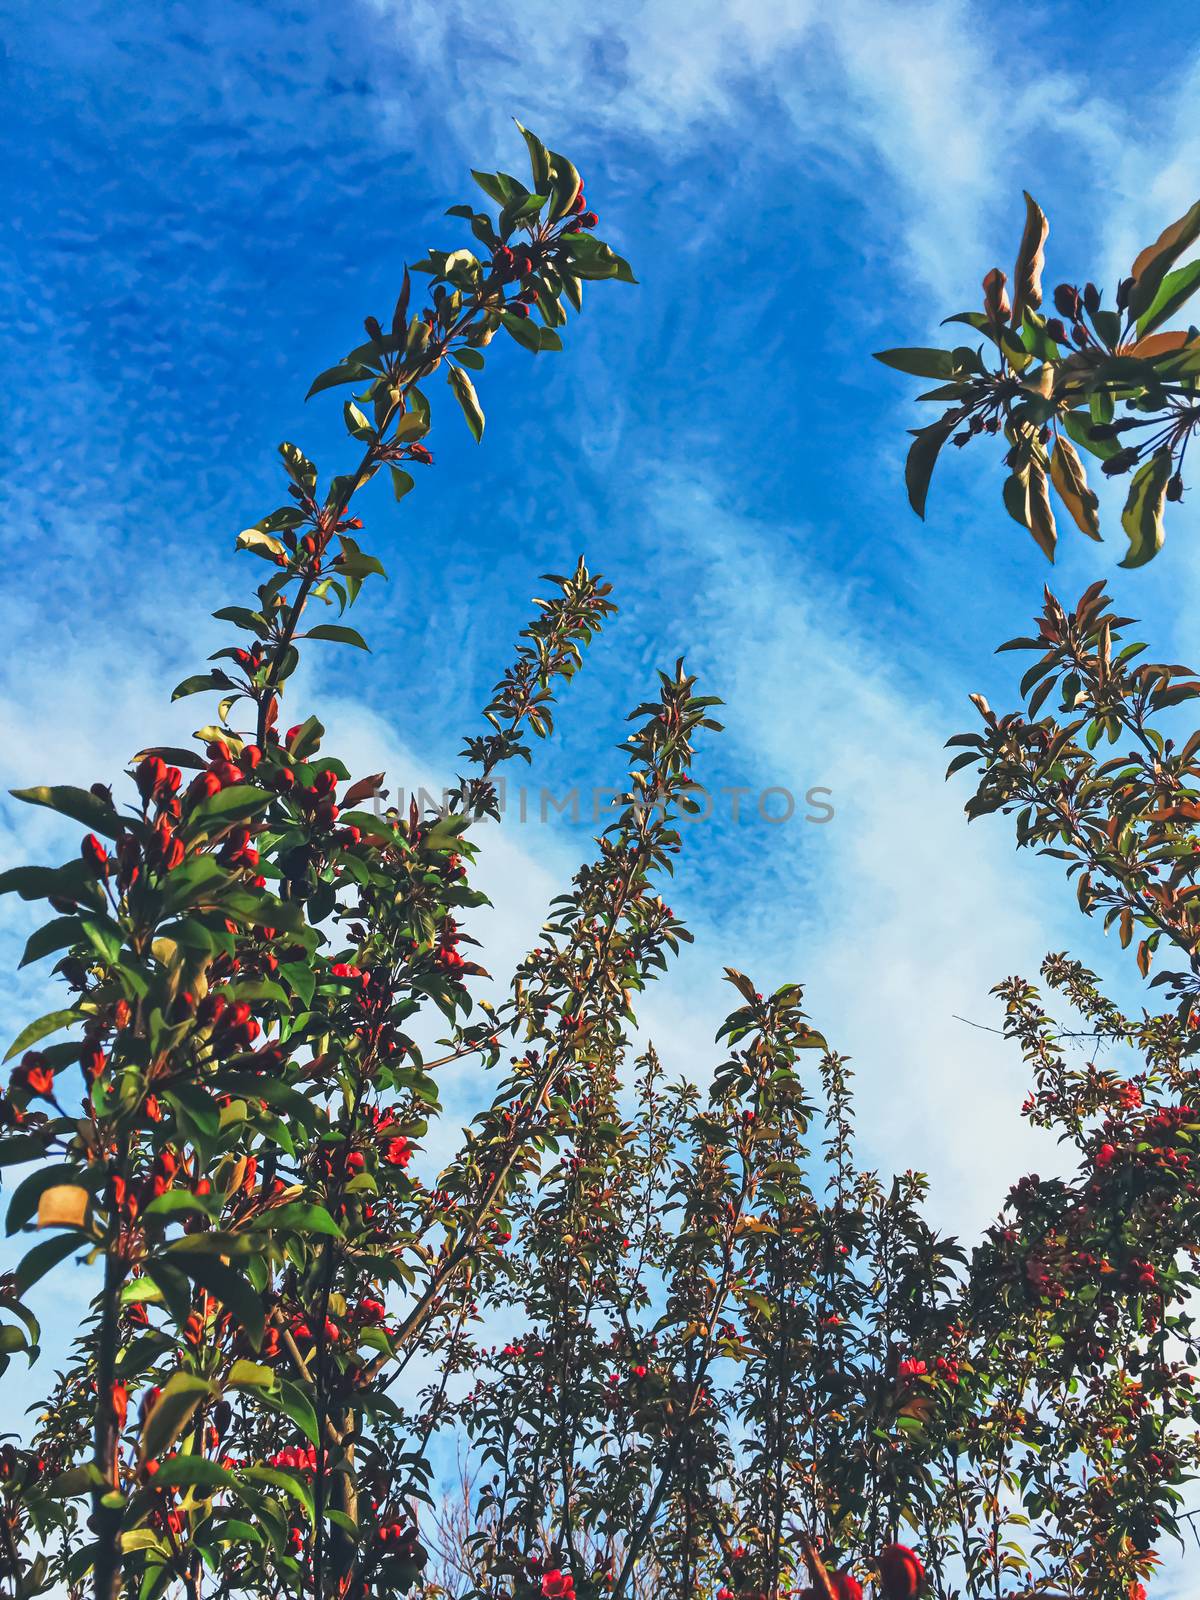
[368,0,1147,305]
[611,467,1097,1237]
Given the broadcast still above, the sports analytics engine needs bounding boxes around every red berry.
[189,770,222,803]
[878,1545,924,1600]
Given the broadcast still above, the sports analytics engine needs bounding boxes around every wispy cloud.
[371,0,1145,305]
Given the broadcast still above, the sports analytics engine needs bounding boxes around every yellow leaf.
[1127,330,1195,359]
[1028,464,1057,562]
[1132,199,1200,283]
[121,1530,169,1556]
[37,1185,89,1230]
[1049,436,1101,540]
[899,1394,935,1421]
[1012,191,1048,323]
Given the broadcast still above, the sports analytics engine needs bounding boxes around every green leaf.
[143,1191,217,1221]
[249,1202,342,1238]
[16,1231,86,1292]
[506,192,547,223]
[10,785,122,838]
[211,608,269,638]
[470,169,513,207]
[501,311,542,353]
[48,1463,106,1502]
[999,327,1032,371]
[4,1009,80,1064]
[306,362,375,401]
[873,348,957,379]
[1062,409,1120,462]
[0,866,82,902]
[240,1465,314,1521]
[0,1135,50,1167]
[1119,447,1173,568]
[343,401,374,441]
[173,671,234,701]
[226,1360,277,1390]
[284,716,325,760]
[389,468,414,502]
[280,962,316,1007]
[1003,464,1031,532]
[278,441,317,489]
[161,1255,264,1349]
[515,122,552,193]
[275,1378,320,1446]
[943,309,992,334]
[188,785,272,828]
[546,148,582,223]
[302,625,370,651]
[152,1456,238,1492]
[904,416,957,519]
[447,365,485,441]
[1136,259,1200,337]
[120,1530,169,1557]
[141,1373,219,1462]
[80,916,124,965]
[163,1082,221,1140]
[236,529,287,562]
[1130,200,1200,320]
[19,917,84,969]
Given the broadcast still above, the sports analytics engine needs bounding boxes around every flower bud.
[81,834,109,875]
[1053,283,1081,320]
[135,756,166,799]
[982,267,1011,324]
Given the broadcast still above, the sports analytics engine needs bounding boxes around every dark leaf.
[904,417,957,518]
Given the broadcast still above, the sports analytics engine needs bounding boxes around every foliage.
[1,128,1199,1600]
[875,191,1200,565]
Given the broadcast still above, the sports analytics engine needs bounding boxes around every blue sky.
[5,0,1200,1576]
